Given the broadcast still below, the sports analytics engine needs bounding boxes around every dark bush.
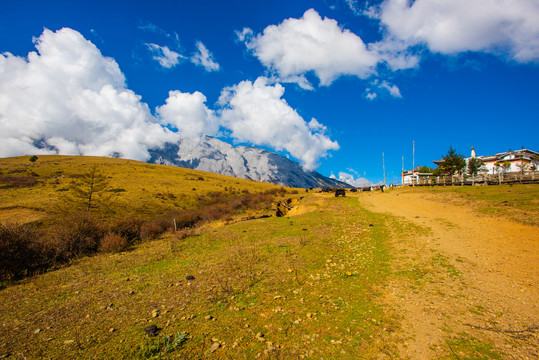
[108,217,143,244]
[50,213,105,262]
[143,209,201,239]
[174,209,201,229]
[230,193,274,211]
[0,223,48,280]
[140,222,164,240]
[201,203,232,221]
[98,233,128,253]
[0,176,38,188]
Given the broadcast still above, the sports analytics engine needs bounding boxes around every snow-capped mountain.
[149,135,348,188]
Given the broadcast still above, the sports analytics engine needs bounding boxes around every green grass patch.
[443,333,503,360]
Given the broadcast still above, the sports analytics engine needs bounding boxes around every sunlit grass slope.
[0,194,401,359]
[0,155,289,224]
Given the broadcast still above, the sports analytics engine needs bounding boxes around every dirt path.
[360,190,538,359]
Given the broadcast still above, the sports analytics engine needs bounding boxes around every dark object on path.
[144,325,160,336]
[185,275,195,280]
[335,189,346,197]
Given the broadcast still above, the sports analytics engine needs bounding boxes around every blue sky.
[1,0,538,185]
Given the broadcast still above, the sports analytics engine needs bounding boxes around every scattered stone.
[209,342,220,353]
[109,328,115,333]
[144,325,159,336]
[185,275,195,281]
[63,340,75,345]
[128,290,135,295]
[256,332,265,342]
[151,309,159,318]
[205,315,214,320]
[274,295,282,300]
[34,328,41,334]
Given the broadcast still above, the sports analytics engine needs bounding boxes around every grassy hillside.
[0,155,291,224]
[0,193,402,359]
[0,155,302,282]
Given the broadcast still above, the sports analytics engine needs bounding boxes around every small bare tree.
[57,164,114,215]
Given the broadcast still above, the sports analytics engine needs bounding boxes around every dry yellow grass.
[0,155,291,224]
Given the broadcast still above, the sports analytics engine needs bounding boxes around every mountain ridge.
[149,135,348,188]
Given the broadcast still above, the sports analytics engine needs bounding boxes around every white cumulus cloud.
[0,28,178,159]
[146,43,183,68]
[239,9,381,88]
[337,171,373,188]
[191,41,220,72]
[218,77,339,170]
[157,90,220,138]
[372,0,539,62]
[0,28,341,172]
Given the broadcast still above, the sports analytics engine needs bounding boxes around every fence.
[406,171,539,186]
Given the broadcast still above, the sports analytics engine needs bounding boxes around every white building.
[467,147,539,175]
[401,167,433,185]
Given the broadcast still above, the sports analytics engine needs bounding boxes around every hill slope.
[0,155,290,224]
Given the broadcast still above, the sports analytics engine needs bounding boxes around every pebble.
[151,309,159,318]
[34,328,41,334]
[209,342,220,353]
[63,340,74,345]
